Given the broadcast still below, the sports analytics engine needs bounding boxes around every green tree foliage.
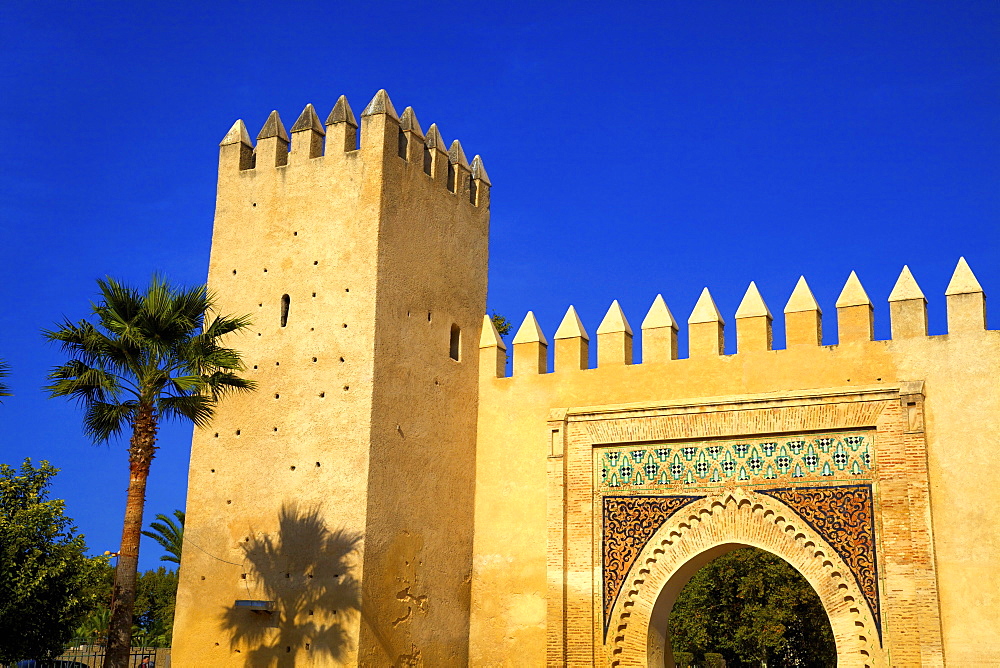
[141,510,184,565]
[0,459,107,664]
[669,547,836,667]
[133,567,179,647]
[490,312,513,338]
[44,276,256,668]
[0,358,12,400]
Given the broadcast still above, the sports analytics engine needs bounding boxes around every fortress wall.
[471,268,999,666]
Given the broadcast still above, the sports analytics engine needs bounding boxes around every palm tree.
[44,276,256,668]
[0,359,12,401]
[141,510,184,565]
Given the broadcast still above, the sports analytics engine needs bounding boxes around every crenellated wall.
[174,90,490,667]
[471,260,999,666]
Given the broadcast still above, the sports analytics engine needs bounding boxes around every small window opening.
[280,294,290,327]
[448,163,457,192]
[449,323,461,361]
[398,129,408,159]
[423,146,432,175]
[469,176,478,204]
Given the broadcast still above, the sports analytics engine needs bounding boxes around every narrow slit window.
[280,294,290,327]
[397,129,408,159]
[423,146,432,175]
[449,323,461,361]
[448,163,457,193]
[469,176,477,204]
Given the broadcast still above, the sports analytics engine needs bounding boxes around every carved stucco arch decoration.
[604,488,886,668]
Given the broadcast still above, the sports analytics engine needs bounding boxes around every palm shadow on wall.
[219,503,363,666]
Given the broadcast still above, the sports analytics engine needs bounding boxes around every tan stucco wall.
[470,299,999,666]
[173,95,489,667]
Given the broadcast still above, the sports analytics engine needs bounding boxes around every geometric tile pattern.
[596,430,873,493]
[602,494,704,637]
[758,484,881,638]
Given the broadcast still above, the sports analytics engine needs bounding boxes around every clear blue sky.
[1,2,996,570]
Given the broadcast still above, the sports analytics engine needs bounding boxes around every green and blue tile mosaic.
[596,431,873,491]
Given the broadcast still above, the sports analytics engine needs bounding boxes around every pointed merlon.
[399,106,423,135]
[688,288,724,325]
[326,95,358,127]
[361,89,399,120]
[220,119,253,147]
[554,306,589,340]
[256,111,289,142]
[425,123,445,150]
[448,140,470,167]
[888,266,926,302]
[641,294,678,330]
[479,314,507,350]
[512,311,548,346]
[835,271,872,308]
[945,257,984,295]
[784,276,822,314]
[735,282,773,319]
[596,300,633,335]
[290,103,325,135]
[471,155,491,186]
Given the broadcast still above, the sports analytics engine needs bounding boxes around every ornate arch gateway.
[545,384,945,667]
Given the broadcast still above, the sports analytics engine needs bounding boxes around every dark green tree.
[44,276,256,668]
[0,459,107,664]
[669,547,836,667]
[132,567,179,647]
[490,312,513,338]
[141,510,184,565]
[0,358,12,401]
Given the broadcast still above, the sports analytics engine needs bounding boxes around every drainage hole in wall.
[289,466,296,471]
[235,430,241,436]
[307,573,313,579]
[310,327,314,331]
[201,576,206,580]
[257,333,261,337]
[427,312,432,321]
[241,573,246,579]
[285,573,290,578]
[308,610,314,616]
[342,323,347,328]
[232,270,237,275]
[244,537,250,542]
[226,500,231,504]
[252,365,258,369]
[215,643,220,646]
[274,393,280,399]
[275,361,280,366]
[214,433,219,438]
[345,288,349,292]
[252,202,256,207]
[315,462,321,467]
[286,647,291,653]
[339,357,345,363]
[263,268,268,273]
[313,261,318,265]
[319,392,325,398]
[876,377,882,381]
[311,357,317,363]
[312,292,316,298]
[210,469,215,473]
[273,427,278,432]
[258,303,262,307]
[343,386,349,391]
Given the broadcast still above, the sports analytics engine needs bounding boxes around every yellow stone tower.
[173,90,491,666]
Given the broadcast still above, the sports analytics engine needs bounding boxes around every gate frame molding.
[545,382,945,668]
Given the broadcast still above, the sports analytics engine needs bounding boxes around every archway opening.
[662,546,836,668]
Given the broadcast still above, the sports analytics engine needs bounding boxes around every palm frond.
[0,359,12,400]
[44,360,122,404]
[141,510,184,564]
[83,401,136,442]
[158,394,215,427]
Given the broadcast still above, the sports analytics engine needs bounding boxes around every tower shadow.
[219,503,363,666]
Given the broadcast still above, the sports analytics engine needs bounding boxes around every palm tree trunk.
[104,404,158,668]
